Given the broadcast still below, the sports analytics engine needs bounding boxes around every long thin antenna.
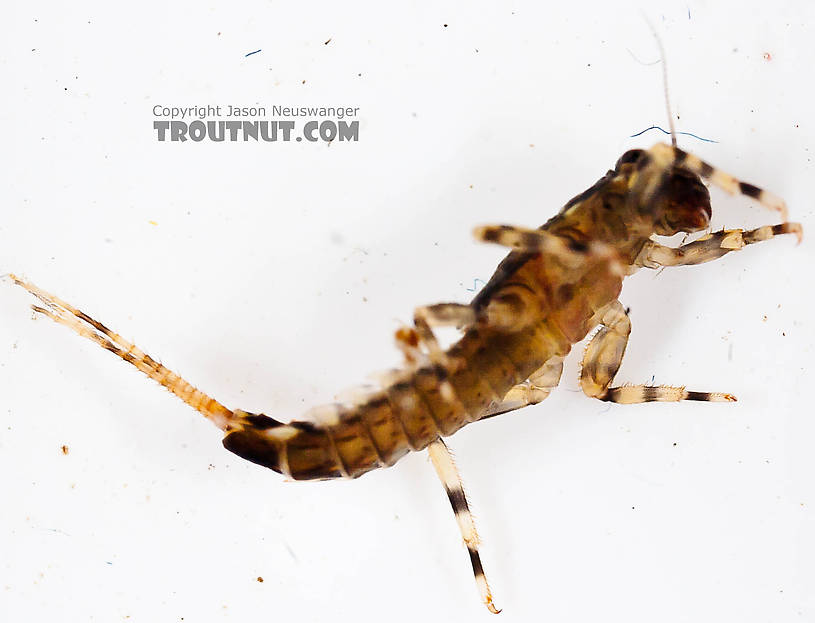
[642,14,677,147]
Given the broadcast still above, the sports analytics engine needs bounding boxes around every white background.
[1,1,813,621]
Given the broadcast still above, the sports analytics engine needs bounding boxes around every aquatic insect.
[7,139,801,612]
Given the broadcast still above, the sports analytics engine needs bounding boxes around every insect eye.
[615,149,644,169]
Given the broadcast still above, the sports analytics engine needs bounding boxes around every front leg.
[635,223,802,269]
[580,301,735,404]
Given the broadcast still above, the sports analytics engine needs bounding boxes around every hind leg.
[580,300,735,404]
[427,438,500,614]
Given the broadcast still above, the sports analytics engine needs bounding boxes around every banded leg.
[473,224,623,274]
[427,438,500,614]
[481,356,564,419]
[645,142,788,220]
[413,303,476,359]
[394,303,473,365]
[394,303,475,403]
[636,223,803,268]
[580,300,735,404]
[9,274,236,430]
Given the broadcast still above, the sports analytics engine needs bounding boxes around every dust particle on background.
[763,52,772,61]
[61,445,69,455]
[256,576,264,583]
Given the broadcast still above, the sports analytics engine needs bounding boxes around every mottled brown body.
[222,162,650,481]
[10,141,800,614]
[219,146,799,484]
[224,316,576,480]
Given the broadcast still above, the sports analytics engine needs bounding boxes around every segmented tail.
[9,274,236,431]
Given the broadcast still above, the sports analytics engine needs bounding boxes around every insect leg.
[9,274,237,430]
[474,224,617,264]
[411,304,476,402]
[392,304,474,401]
[413,303,475,355]
[646,143,788,220]
[635,223,803,268]
[415,302,476,329]
[480,356,564,419]
[580,300,735,404]
[427,438,500,614]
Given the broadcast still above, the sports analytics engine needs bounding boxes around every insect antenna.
[643,15,677,147]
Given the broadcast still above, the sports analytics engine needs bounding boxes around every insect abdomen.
[221,389,429,480]
[222,319,571,480]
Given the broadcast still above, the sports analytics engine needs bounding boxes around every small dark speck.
[301,79,306,84]
[256,576,264,583]
[61,445,69,455]
[324,38,332,45]
[673,442,677,447]
[357,73,362,77]
[587,63,591,67]
[443,23,448,27]
[631,506,635,510]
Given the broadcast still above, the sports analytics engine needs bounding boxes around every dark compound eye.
[615,149,644,169]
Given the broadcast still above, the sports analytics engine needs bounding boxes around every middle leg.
[580,300,736,404]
